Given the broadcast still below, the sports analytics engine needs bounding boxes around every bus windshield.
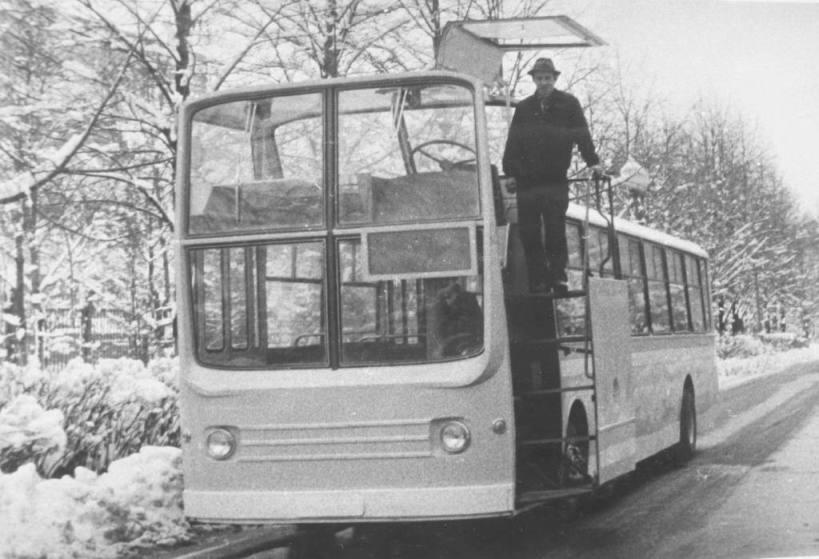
[188,83,480,234]
[184,80,485,369]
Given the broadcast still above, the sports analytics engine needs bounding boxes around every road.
[316,362,819,559]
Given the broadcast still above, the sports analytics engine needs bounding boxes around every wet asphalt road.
[317,362,819,559]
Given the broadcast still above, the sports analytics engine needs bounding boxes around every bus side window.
[686,254,706,332]
[668,249,689,332]
[588,225,614,277]
[566,221,583,290]
[618,234,649,334]
[645,243,671,333]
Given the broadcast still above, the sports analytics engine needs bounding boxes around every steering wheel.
[439,332,480,357]
[410,140,476,171]
[285,181,321,198]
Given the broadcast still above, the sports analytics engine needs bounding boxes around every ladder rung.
[515,385,595,399]
[560,344,592,355]
[517,486,593,505]
[505,289,586,302]
[515,335,589,346]
[518,435,597,448]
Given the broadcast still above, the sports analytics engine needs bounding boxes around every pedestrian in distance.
[502,57,604,294]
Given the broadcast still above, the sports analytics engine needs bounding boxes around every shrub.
[0,358,180,478]
[716,334,765,359]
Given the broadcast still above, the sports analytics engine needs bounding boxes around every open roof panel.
[436,16,605,82]
[454,16,606,50]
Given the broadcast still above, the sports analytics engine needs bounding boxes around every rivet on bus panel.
[492,419,507,435]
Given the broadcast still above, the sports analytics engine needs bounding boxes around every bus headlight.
[440,421,471,454]
[206,428,236,460]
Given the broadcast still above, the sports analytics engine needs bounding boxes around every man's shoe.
[531,282,549,293]
[552,282,569,296]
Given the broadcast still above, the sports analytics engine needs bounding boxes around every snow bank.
[718,342,819,390]
[0,446,189,559]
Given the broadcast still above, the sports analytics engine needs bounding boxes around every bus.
[174,69,718,524]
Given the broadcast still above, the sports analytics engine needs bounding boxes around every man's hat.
[527,57,560,77]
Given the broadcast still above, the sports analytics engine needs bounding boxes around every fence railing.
[4,305,176,370]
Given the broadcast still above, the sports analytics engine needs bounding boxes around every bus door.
[587,277,637,484]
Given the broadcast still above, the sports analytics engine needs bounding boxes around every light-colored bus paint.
[185,483,516,523]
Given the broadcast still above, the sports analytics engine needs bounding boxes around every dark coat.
[502,90,600,192]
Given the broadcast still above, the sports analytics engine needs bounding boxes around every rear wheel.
[560,407,590,486]
[675,388,697,463]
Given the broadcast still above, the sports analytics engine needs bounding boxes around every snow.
[0,447,188,559]
[0,395,66,474]
[718,342,819,391]
[0,346,816,558]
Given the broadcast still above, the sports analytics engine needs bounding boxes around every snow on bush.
[0,446,190,559]
[0,394,66,474]
[0,357,179,477]
[716,334,766,359]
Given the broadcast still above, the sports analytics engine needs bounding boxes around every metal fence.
[4,304,175,370]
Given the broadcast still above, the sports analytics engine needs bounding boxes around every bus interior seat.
[196,179,322,229]
[369,170,478,223]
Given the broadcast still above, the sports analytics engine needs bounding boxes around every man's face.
[532,71,557,97]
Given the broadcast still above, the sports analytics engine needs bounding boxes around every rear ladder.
[504,176,616,506]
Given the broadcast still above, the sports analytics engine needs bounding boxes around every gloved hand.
[504,177,517,193]
[589,164,606,179]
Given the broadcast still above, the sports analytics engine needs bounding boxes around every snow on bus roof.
[567,202,708,258]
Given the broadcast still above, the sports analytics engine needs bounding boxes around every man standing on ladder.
[503,57,604,294]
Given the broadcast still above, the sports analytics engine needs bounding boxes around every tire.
[675,388,697,463]
[560,411,590,486]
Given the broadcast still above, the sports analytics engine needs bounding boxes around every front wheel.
[675,388,697,463]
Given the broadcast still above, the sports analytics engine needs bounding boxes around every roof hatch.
[436,16,606,83]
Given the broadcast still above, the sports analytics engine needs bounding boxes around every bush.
[758,332,809,350]
[0,358,179,478]
[716,334,766,359]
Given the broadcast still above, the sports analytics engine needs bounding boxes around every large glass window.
[337,84,480,225]
[588,225,614,277]
[185,80,485,370]
[191,242,327,367]
[618,235,649,334]
[189,92,324,234]
[338,238,483,365]
[685,254,706,332]
[645,243,671,333]
[668,249,690,331]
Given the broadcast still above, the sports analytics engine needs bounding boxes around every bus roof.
[567,202,709,258]
[185,71,483,130]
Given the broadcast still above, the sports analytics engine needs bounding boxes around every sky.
[550,0,819,216]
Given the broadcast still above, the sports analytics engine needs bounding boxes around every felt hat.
[528,57,560,77]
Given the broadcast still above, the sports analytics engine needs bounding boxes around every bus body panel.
[630,334,718,457]
[180,357,516,522]
[588,278,638,483]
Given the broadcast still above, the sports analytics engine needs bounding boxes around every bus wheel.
[675,388,697,463]
[560,407,590,487]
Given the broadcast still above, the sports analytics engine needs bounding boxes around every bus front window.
[189,92,324,234]
[337,84,480,225]
[191,242,328,367]
[338,236,483,365]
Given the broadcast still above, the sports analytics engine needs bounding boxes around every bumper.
[185,483,515,523]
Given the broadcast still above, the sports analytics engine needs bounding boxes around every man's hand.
[589,163,606,179]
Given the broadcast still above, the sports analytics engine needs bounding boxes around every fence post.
[81,300,95,362]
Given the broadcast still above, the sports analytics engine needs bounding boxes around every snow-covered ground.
[1,344,818,559]
[718,342,819,390]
